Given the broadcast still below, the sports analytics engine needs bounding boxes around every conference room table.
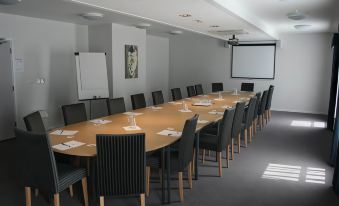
[49,90,255,205]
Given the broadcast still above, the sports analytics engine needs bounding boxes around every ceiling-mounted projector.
[0,0,22,5]
[227,35,239,46]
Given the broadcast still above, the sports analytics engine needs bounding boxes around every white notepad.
[148,106,163,110]
[233,100,244,103]
[178,109,192,113]
[169,102,182,105]
[198,120,209,124]
[90,119,112,125]
[52,140,85,151]
[123,112,144,116]
[123,126,142,131]
[221,105,232,109]
[214,98,224,101]
[192,102,212,106]
[157,130,182,137]
[208,111,224,115]
[50,130,78,136]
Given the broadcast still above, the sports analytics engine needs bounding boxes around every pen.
[61,143,70,147]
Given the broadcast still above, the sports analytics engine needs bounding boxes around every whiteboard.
[231,44,276,79]
[75,52,109,100]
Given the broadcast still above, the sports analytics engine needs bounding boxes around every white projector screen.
[75,52,109,100]
[231,44,276,79]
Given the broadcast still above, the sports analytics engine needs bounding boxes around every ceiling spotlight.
[135,23,151,29]
[294,24,311,31]
[169,30,183,35]
[210,25,220,28]
[80,12,104,20]
[287,10,306,20]
[179,14,192,18]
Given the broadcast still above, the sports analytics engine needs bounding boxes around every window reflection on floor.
[291,120,326,128]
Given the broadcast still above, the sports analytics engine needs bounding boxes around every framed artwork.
[125,45,138,79]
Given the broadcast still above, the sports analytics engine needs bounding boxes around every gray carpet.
[1,111,339,205]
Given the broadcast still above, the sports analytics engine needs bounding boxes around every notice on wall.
[15,58,24,72]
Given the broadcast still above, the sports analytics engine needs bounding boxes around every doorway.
[0,40,16,141]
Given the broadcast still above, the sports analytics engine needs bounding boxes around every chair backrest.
[244,97,257,129]
[152,90,164,105]
[177,114,199,171]
[187,86,196,97]
[217,108,235,152]
[258,90,269,115]
[212,82,223,92]
[131,93,146,110]
[23,111,46,133]
[96,133,145,196]
[231,102,246,139]
[253,92,261,120]
[171,88,182,101]
[107,97,126,115]
[14,129,58,194]
[195,84,203,95]
[62,103,87,125]
[265,85,275,110]
[241,83,254,92]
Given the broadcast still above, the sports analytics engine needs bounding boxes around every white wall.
[0,13,89,129]
[169,33,332,114]
[146,35,170,103]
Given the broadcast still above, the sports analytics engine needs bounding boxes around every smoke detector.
[287,10,306,20]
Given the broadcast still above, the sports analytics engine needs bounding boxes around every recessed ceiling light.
[194,19,203,23]
[169,30,183,35]
[210,25,220,28]
[294,24,312,31]
[135,23,151,29]
[179,14,192,18]
[287,10,306,20]
[80,12,104,20]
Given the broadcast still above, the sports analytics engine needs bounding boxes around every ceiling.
[0,0,337,41]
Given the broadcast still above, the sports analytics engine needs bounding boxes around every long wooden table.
[49,91,255,204]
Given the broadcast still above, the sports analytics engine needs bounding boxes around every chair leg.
[202,149,205,165]
[237,134,241,154]
[178,172,184,201]
[140,194,145,206]
[249,126,252,143]
[146,166,150,197]
[34,188,39,197]
[269,109,272,120]
[231,139,234,160]
[192,149,195,175]
[188,162,193,189]
[244,129,248,148]
[217,152,222,177]
[226,145,230,168]
[81,177,89,206]
[254,118,257,134]
[54,193,60,206]
[69,185,74,197]
[99,196,104,206]
[25,187,31,206]
[259,115,263,130]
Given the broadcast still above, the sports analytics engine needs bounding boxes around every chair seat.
[57,164,87,192]
[199,133,219,151]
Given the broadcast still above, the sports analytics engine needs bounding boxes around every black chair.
[152,90,164,105]
[195,84,203,95]
[96,133,146,206]
[106,97,126,115]
[212,82,223,92]
[15,129,88,206]
[61,103,87,125]
[231,102,246,156]
[200,109,235,176]
[241,83,254,92]
[258,90,269,130]
[242,97,257,147]
[265,85,275,122]
[131,93,146,110]
[253,92,262,135]
[187,86,196,97]
[171,88,182,101]
[146,114,199,201]
[24,111,46,134]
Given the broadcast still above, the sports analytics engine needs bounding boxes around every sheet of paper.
[50,130,78,136]
[233,100,244,103]
[198,95,209,97]
[52,140,85,151]
[198,120,209,124]
[214,98,224,101]
[169,102,182,105]
[157,130,182,137]
[123,126,142,131]
[192,102,212,106]
[148,106,163,110]
[208,111,224,115]
[90,119,112,125]
[178,109,192,113]
[52,144,71,151]
[123,112,143,116]
[221,105,232,109]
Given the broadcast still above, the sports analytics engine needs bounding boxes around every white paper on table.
[52,140,85,151]
[185,98,192,100]
[148,106,163,110]
[157,130,182,137]
[178,109,192,113]
[233,100,244,103]
[123,126,142,131]
[50,130,78,136]
[90,119,112,125]
[52,144,71,151]
[192,102,212,106]
[169,102,182,105]
[198,95,209,97]
[221,105,232,109]
[198,120,209,124]
[208,111,224,115]
[123,112,143,116]
[213,98,224,101]
[231,93,240,96]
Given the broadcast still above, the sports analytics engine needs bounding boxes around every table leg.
[161,148,165,204]
[195,132,200,180]
[166,146,171,204]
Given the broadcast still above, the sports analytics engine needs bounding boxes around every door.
[0,40,16,141]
